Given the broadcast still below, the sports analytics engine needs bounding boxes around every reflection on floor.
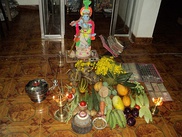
[0,4,182,137]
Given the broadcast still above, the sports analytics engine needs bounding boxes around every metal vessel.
[25,79,48,103]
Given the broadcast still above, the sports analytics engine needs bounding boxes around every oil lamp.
[150,97,163,115]
[53,93,68,122]
[50,78,68,122]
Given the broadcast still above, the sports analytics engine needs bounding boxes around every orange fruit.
[116,84,128,96]
[123,95,131,107]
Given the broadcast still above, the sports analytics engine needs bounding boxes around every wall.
[118,0,134,27]
[118,0,127,20]
[131,0,162,38]
[17,0,39,5]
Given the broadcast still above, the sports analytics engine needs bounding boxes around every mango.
[123,95,131,107]
[116,84,128,96]
[112,95,124,110]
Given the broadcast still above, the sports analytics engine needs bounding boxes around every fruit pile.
[124,107,139,126]
[66,57,153,129]
[93,81,153,128]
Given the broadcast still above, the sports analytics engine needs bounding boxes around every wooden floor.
[0,2,182,137]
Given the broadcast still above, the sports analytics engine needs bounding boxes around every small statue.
[70,0,96,59]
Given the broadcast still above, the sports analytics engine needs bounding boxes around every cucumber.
[87,93,93,110]
[92,88,100,112]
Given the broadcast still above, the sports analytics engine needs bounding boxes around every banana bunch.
[106,109,126,129]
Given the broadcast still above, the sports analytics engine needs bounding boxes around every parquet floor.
[0,2,182,136]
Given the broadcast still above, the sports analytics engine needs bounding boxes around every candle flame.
[66,93,69,98]
[152,97,163,106]
[53,94,68,106]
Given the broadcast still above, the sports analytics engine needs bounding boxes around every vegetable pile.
[65,56,153,129]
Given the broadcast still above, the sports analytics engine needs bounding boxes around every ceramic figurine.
[70,0,96,59]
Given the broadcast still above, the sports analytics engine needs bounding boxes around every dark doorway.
[153,0,182,44]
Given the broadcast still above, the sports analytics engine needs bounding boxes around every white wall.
[118,0,134,27]
[131,0,162,38]
[118,0,128,20]
[17,0,39,5]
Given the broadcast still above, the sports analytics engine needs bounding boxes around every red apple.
[79,101,87,106]
[67,93,73,99]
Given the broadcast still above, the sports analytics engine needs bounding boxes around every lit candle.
[152,97,163,106]
[151,97,163,115]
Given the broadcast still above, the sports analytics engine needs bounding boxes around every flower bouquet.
[95,56,133,86]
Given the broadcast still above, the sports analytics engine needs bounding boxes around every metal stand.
[54,102,68,122]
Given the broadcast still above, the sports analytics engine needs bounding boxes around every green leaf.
[139,106,153,123]
[143,93,149,108]
[144,107,153,123]
[107,71,114,78]
[117,72,133,83]
[135,95,142,107]
[144,115,150,123]
[123,82,136,88]
[138,94,144,106]
[139,106,145,118]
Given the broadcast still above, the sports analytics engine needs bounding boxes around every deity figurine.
[70,0,96,59]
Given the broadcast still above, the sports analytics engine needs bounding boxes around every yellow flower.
[95,56,124,76]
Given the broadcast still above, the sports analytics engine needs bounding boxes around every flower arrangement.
[73,56,133,86]
[95,56,132,86]
[95,56,124,76]
[75,59,96,72]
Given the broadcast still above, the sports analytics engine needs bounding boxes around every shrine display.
[63,56,156,130]
[25,56,168,134]
[24,0,169,134]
